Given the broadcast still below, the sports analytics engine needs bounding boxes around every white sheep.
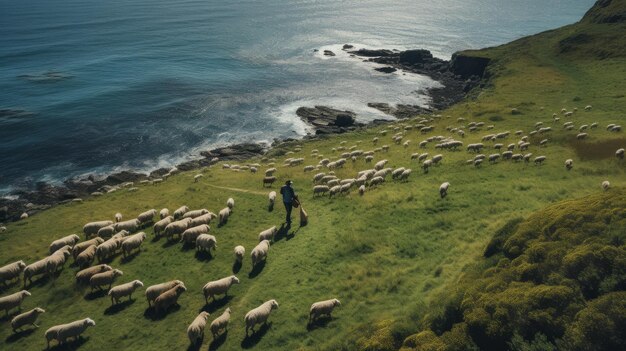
[76,245,97,267]
[565,159,573,170]
[391,167,405,180]
[23,257,51,285]
[145,280,185,306]
[137,209,157,224]
[203,275,240,302]
[11,307,45,332]
[45,246,71,274]
[153,284,186,313]
[75,264,112,283]
[439,182,450,199]
[210,307,232,338]
[602,180,610,191]
[115,213,123,223]
[83,220,114,238]
[164,218,192,240]
[244,300,278,336]
[96,238,121,262]
[20,212,28,220]
[218,207,231,226]
[122,232,146,257]
[173,205,190,219]
[263,176,277,187]
[96,224,116,238]
[251,240,270,267]
[234,245,245,263]
[309,299,341,324]
[188,311,210,346]
[358,185,365,196]
[576,132,588,140]
[45,324,63,349]
[181,225,210,245]
[90,269,123,291]
[108,280,144,304]
[399,169,412,181]
[268,191,277,210]
[159,208,169,219]
[616,148,624,160]
[153,216,174,237]
[258,226,278,242]
[55,318,96,344]
[227,197,235,211]
[72,238,104,260]
[194,174,204,182]
[265,168,277,176]
[534,156,547,165]
[0,290,31,316]
[182,209,209,219]
[190,212,217,227]
[49,234,80,254]
[114,218,141,233]
[196,234,217,253]
[0,260,27,286]
[313,185,330,196]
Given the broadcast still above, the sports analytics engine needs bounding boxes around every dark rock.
[368,103,432,119]
[105,171,148,185]
[374,66,397,73]
[323,50,336,57]
[335,113,355,127]
[150,168,170,178]
[200,143,266,161]
[399,49,434,65]
[450,53,490,78]
[342,44,354,50]
[349,49,395,57]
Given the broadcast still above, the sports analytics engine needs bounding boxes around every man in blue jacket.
[280,180,297,224]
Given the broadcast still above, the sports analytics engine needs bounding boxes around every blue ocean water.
[0,0,594,193]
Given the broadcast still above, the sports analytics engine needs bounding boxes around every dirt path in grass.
[206,183,269,196]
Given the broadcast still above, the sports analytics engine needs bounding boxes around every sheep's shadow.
[195,250,214,262]
[199,295,232,314]
[180,243,196,252]
[208,331,228,351]
[274,223,290,242]
[232,261,242,274]
[143,304,181,321]
[217,220,227,228]
[84,289,108,301]
[120,251,140,264]
[0,280,19,293]
[307,316,335,331]
[5,327,35,343]
[23,275,51,289]
[0,310,20,322]
[248,261,266,279]
[161,239,179,249]
[267,203,274,212]
[104,298,135,315]
[186,340,203,351]
[47,335,88,351]
[241,322,271,349]
[150,236,161,243]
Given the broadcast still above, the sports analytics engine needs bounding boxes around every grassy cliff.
[1,1,624,350]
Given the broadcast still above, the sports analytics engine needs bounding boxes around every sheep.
[159,208,170,219]
[182,209,209,219]
[180,225,210,245]
[565,159,573,171]
[369,176,384,187]
[226,198,235,211]
[250,167,258,173]
[97,225,116,238]
[358,184,366,196]
[173,205,190,219]
[187,311,211,346]
[114,219,141,233]
[263,176,277,187]
[391,167,406,180]
[251,240,270,267]
[309,299,341,324]
[328,185,341,197]
[45,246,71,275]
[75,264,112,283]
[210,307,232,338]
[540,139,548,147]
[399,169,412,181]
[374,160,388,170]
[190,212,217,227]
[0,260,27,286]
[602,180,610,191]
[96,238,121,262]
[153,284,187,313]
[115,213,123,222]
[137,209,157,224]
[258,226,278,242]
[474,159,483,167]
[164,218,192,240]
[20,212,28,220]
[194,174,203,182]
[234,245,245,263]
[72,238,104,260]
[0,290,31,316]
[76,245,97,268]
[422,159,432,173]
[534,156,547,165]
[418,153,429,161]
[45,324,63,349]
[108,280,144,305]
[203,275,240,302]
[56,318,96,344]
[439,182,450,199]
[23,257,51,286]
[576,133,588,140]
[523,153,533,163]
[313,185,330,196]
[264,168,277,176]
[303,165,315,172]
[488,154,500,163]
[616,148,625,160]
[153,216,174,237]
[48,234,80,254]
[145,280,185,306]
[219,207,231,226]
[11,307,45,332]
[312,173,325,183]
[83,220,114,238]
[244,300,279,336]
[196,234,217,253]
[90,269,123,291]
[122,232,146,257]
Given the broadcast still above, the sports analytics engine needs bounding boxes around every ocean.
[0,0,595,194]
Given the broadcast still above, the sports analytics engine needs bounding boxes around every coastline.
[0,46,488,223]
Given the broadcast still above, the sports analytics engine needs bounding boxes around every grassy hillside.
[1,1,624,350]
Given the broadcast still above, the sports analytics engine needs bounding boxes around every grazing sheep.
[173,206,190,219]
[565,159,573,171]
[190,212,216,227]
[263,176,277,187]
[83,220,114,238]
[188,311,211,346]
[0,290,31,316]
[584,105,592,111]
[196,234,217,253]
[56,318,96,344]
[391,167,406,180]
[210,307,232,338]
[244,300,279,336]
[203,276,240,302]
[523,153,533,163]
[153,216,174,237]
[258,226,278,242]
[422,159,432,173]
[439,182,450,199]
[114,219,141,233]
[159,208,169,219]
[358,185,365,196]
[488,154,500,163]
[183,209,209,219]
[534,156,547,165]
[90,269,123,291]
[616,148,624,160]
[45,246,71,274]
[218,207,231,226]
[251,240,270,267]
[234,245,245,263]
[369,176,384,187]
[265,168,277,176]
[194,174,204,182]
[20,212,28,220]
[72,238,104,260]
[328,185,341,197]
[313,185,330,197]
[45,324,64,349]
[164,218,192,240]
[137,209,157,224]
[374,159,388,170]
[399,169,412,181]
[108,280,144,304]
[96,238,121,262]
[145,280,185,306]
[0,260,27,286]
[97,225,116,238]
[122,232,146,257]
[180,225,210,245]
[602,180,610,191]
[23,257,51,286]
[11,307,45,332]
[75,264,112,283]
[576,133,588,140]
[227,198,235,211]
[48,234,80,254]
[76,245,97,268]
[153,284,187,313]
[115,213,123,223]
[309,299,341,324]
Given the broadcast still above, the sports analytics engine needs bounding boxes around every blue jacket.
[280,185,296,203]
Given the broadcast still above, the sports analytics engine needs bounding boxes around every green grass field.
[1,1,624,350]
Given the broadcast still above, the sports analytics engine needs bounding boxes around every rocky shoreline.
[0,46,490,223]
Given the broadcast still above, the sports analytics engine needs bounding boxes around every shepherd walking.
[280,180,297,225]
